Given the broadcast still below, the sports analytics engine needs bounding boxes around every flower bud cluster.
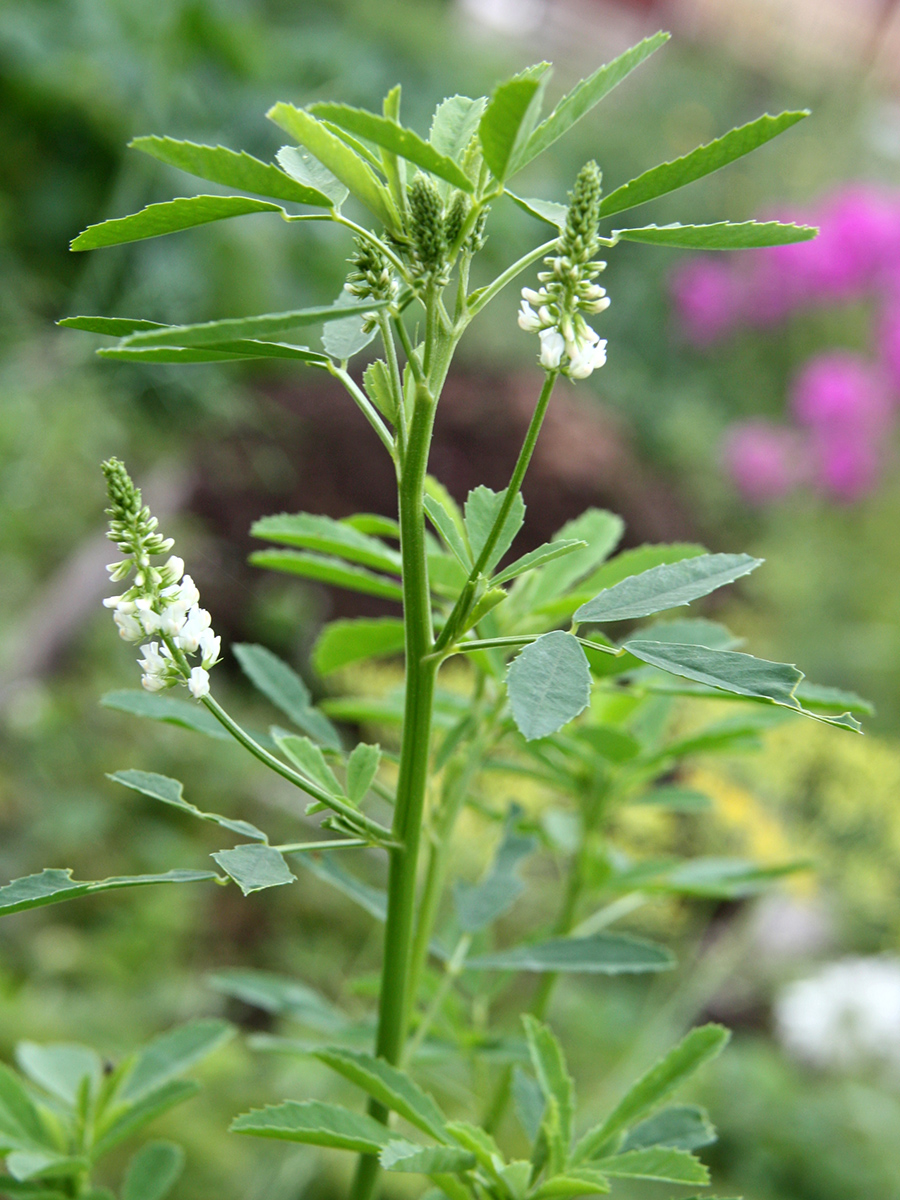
[101,459,221,699]
[517,160,610,379]
[407,176,448,282]
[345,238,399,306]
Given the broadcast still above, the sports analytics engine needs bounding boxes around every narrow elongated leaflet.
[524,1017,574,1165]
[466,930,673,973]
[267,103,400,229]
[454,810,535,931]
[118,1020,234,1104]
[276,145,348,207]
[623,641,802,706]
[96,341,330,365]
[231,1100,393,1153]
[71,196,284,250]
[478,71,546,182]
[346,743,381,806]
[648,857,806,899]
[249,550,404,601]
[532,1168,612,1197]
[310,1047,448,1139]
[0,868,218,918]
[101,690,230,740]
[574,553,761,623]
[295,853,388,922]
[379,1143,476,1173]
[209,969,348,1031]
[252,512,402,573]
[424,496,472,567]
[612,220,817,250]
[493,539,586,585]
[109,770,268,842]
[308,104,474,192]
[592,1147,709,1184]
[211,845,296,895]
[233,642,340,747]
[519,509,624,613]
[572,1024,729,1162]
[272,732,343,796]
[312,617,406,675]
[59,316,168,336]
[521,32,670,167]
[0,1063,54,1150]
[91,1081,200,1160]
[130,136,335,206]
[122,1140,184,1200]
[507,631,592,741]
[599,110,808,219]
[121,301,386,349]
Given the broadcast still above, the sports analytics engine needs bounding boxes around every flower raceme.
[101,458,220,698]
[518,160,610,379]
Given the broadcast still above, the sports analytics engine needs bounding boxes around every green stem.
[468,238,557,316]
[378,311,407,452]
[350,379,438,1200]
[394,312,425,385]
[434,370,558,654]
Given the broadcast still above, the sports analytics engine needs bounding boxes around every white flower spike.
[102,458,222,699]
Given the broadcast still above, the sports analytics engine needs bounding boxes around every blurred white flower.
[775,956,900,1074]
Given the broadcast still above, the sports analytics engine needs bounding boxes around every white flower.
[156,600,189,637]
[113,608,145,642]
[538,327,565,369]
[188,666,210,698]
[775,956,900,1074]
[198,628,221,668]
[141,672,168,692]
[517,300,543,332]
[567,335,608,380]
[177,606,212,653]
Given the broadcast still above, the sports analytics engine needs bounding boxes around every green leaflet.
[537,543,707,620]
[379,1142,475,1174]
[119,301,385,349]
[454,808,535,932]
[444,1122,505,1172]
[521,32,670,167]
[493,539,586,586]
[464,485,525,572]
[250,550,404,601]
[91,1081,199,1160]
[465,931,673,974]
[321,294,378,361]
[0,868,218,919]
[424,496,472,568]
[429,95,486,195]
[612,220,817,249]
[121,1142,184,1200]
[96,341,330,365]
[310,1047,448,1140]
[276,145,349,207]
[630,787,712,813]
[346,743,381,806]
[272,731,343,797]
[624,641,801,707]
[478,68,548,182]
[251,512,402,574]
[117,1020,234,1106]
[646,857,807,899]
[71,196,284,250]
[207,969,348,1032]
[267,103,400,230]
[312,617,406,675]
[0,1064,55,1153]
[363,359,397,423]
[637,617,743,651]
[506,192,568,229]
[592,1146,709,1184]
[58,316,168,336]
[210,845,297,895]
[231,1100,392,1153]
[15,1044,101,1108]
[295,853,388,923]
[523,1017,574,1173]
[572,1024,729,1162]
[517,509,624,615]
[507,632,592,741]
[100,689,233,740]
[233,642,340,747]
[130,136,334,206]
[109,770,267,841]
[621,1105,716,1153]
[599,109,809,219]
[532,1168,611,1197]
[308,103,473,192]
[574,553,761,624]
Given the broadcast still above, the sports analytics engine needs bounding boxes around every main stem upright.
[350,374,439,1200]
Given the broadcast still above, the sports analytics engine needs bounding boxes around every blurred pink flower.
[721,421,805,504]
[812,433,882,501]
[669,258,740,345]
[790,352,892,439]
[878,304,900,394]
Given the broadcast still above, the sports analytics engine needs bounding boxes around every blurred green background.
[3,1,900,1198]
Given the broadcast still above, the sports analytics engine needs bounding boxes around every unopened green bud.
[465,207,489,254]
[562,160,602,264]
[443,192,469,248]
[345,236,397,303]
[408,176,446,276]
